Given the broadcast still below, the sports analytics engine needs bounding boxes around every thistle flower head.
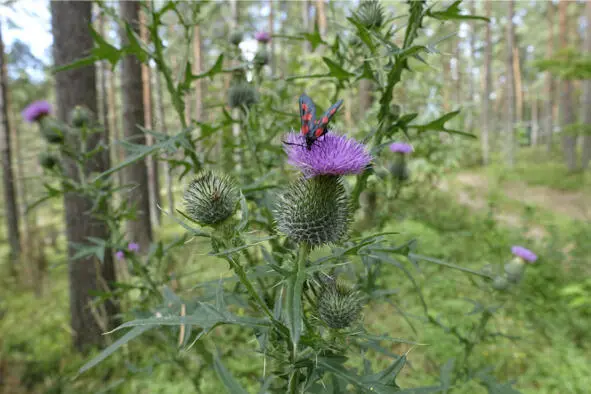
[317,280,363,329]
[127,242,140,252]
[115,251,125,261]
[504,259,525,283]
[254,31,271,43]
[274,176,350,247]
[389,142,413,154]
[228,83,259,109]
[511,246,537,263]
[22,100,51,123]
[184,171,239,226]
[355,0,385,29]
[284,133,371,177]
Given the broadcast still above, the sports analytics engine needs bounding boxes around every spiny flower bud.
[228,83,259,109]
[317,280,363,329]
[275,176,350,247]
[228,31,243,46]
[492,275,510,291]
[389,158,409,182]
[254,49,269,66]
[39,152,59,170]
[183,171,239,226]
[355,0,385,30]
[39,117,65,144]
[70,105,93,128]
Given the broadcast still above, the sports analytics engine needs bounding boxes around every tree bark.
[0,18,20,271]
[140,7,161,227]
[97,11,111,171]
[545,2,555,151]
[466,0,476,133]
[302,0,310,51]
[119,0,153,249]
[50,0,118,352]
[582,0,591,170]
[559,0,578,171]
[505,0,516,167]
[513,45,523,124]
[532,98,539,146]
[316,0,326,38]
[193,25,203,122]
[269,0,275,75]
[481,0,492,165]
[155,71,174,214]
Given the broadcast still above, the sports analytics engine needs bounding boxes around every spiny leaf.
[213,352,249,394]
[426,0,490,22]
[323,57,355,81]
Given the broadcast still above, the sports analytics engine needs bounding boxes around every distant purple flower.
[284,132,371,177]
[22,100,52,123]
[115,250,125,261]
[255,31,271,43]
[389,142,413,154]
[511,246,537,263]
[128,242,140,252]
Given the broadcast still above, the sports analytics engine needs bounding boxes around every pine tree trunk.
[505,0,516,167]
[559,0,578,171]
[546,2,555,150]
[532,98,540,146]
[107,61,123,188]
[97,11,111,170]
[193,25,203,122]
[513,46,523,124]
[140,8,161,227]
[119,0,153,249]
[0,19,20,272]
[155,71,174,214]
[481,0,492,165]
[581,0,591,170]
[316,0,326,38]
[302,0,310,51]
[466,0,476,133]
[269,0,275,75]
[50,0,118,352]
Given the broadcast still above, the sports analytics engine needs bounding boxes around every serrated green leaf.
[78,325,154,374]
[426,0,489,22]
[213,353,249,394]
[409,110,476,138]
[322,57,354,81]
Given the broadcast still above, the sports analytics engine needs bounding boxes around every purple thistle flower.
[128,242,140,252]
[22,100,52,123]
[511,246,537,263]
[389,142,413,154]
[115,250,125,261]
[255,31,271,43]
[284,132,371,177]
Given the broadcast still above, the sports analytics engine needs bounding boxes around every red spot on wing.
[329,108,336,115]
[303,113,313,121]
[321,116,329,124]
[314,128,324,138]
[301,124,309,135]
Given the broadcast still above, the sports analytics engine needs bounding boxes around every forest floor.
[440,169,590,240]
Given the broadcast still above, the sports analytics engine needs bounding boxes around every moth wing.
[299,94,317,135]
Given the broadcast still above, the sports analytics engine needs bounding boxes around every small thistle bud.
[317,280,363,329]
[183,171,239,226]
[492,275,510,291]
[39,117,65,144]
[228,83,259,109]
[70,105,93,128]
[504,258,525,283]
[355,0,385,30]
[254,49,269,66]
[389,158,409,182]
[275,176,350,247]
[228,31,243,46]
[39,152,59,170]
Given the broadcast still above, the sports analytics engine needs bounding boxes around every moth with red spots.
[298,94,343,150]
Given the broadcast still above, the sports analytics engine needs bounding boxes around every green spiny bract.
[39,152,60,170]
[389,157,410,182]
[184,171,239,226]
[504,258,525,283]
[274,176,350,247]
[39,117,65,144]
[355,0,385,30]
[254,49,270,66]
[317,280,363,329]
[228,83,259,109]
[492,275,510,291]
[69,105,93,128]
[228,31,243,46]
